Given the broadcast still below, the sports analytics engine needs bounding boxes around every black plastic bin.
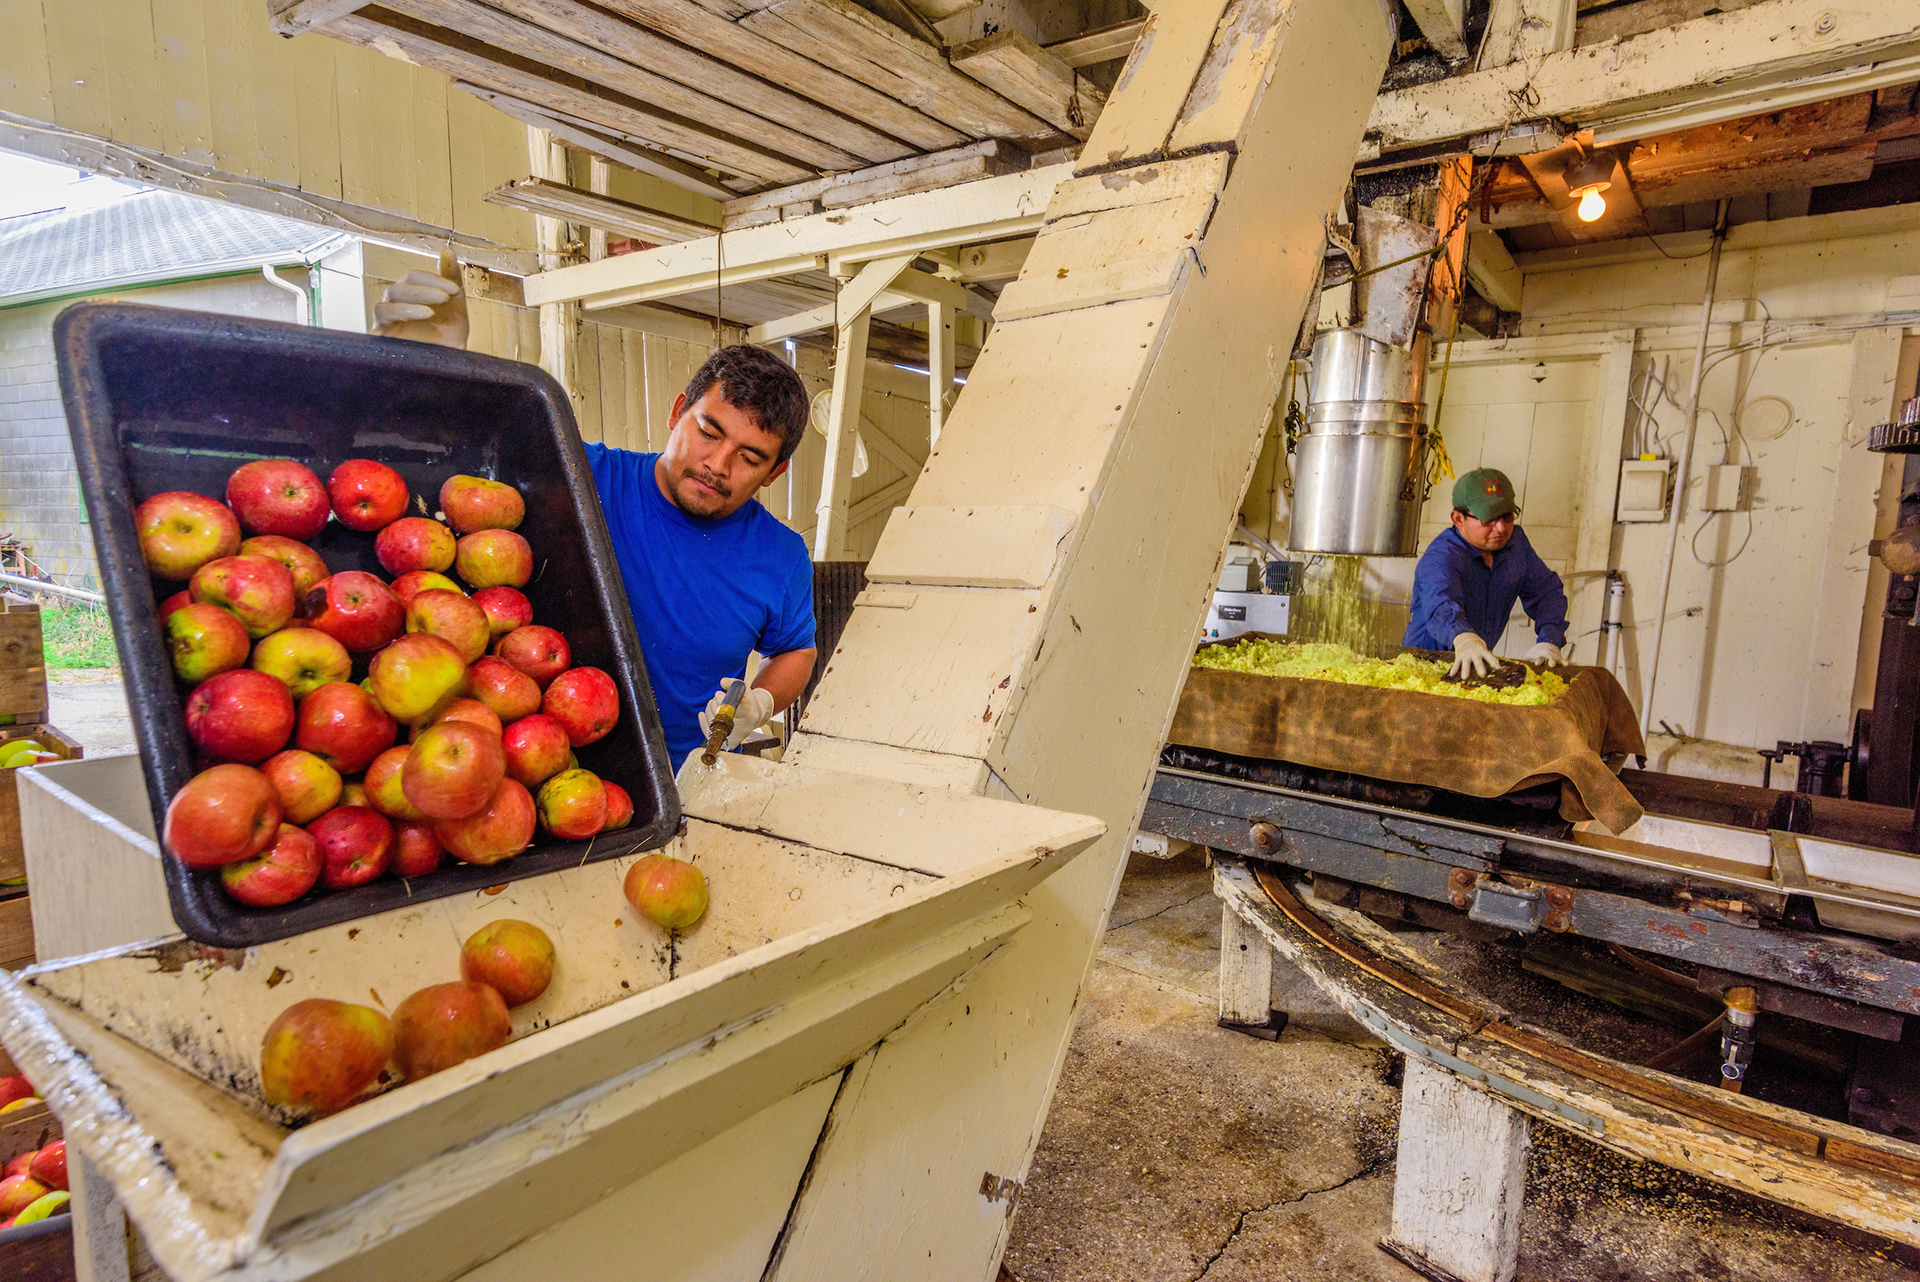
[55,303,680,947]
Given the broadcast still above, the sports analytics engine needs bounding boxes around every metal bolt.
[1250,821,1279,850]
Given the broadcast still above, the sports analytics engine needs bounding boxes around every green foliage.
[40,605,120,670]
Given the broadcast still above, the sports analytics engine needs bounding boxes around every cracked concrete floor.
[1002,848,1920,1282]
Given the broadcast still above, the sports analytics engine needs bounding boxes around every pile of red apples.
[141,458,631,909]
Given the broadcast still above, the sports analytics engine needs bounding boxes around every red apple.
[364,745,426,820]
[492,626,570,689]
[603,780,633,831]
[0,1175,48,1219]
[366,632,468,724]
[403,722,506,820]
[260,749,343,825]
[166,601,250,684]
[405,589,490,665]
[623,854,708,929]
[392,982,511,1080]
[163,764,282,868]
[310,806,394,888]
[190,555,297,638]
[376,516,457,576]
[2,1155,29,1181]
[135,491,242,580]
[542,668,619,747]
[157,589,192,622]
[435,779,534,865]
[240,535,331,599]
[294,681,398,774]
[390,570,464,607]
[227,459,329,539]
[260,998,394,1114]
[27,1143,66,1194]
[185,669,296,764]
[466,656,543,723]
[222,823,322,906]
[501,713,570,788]
[392,820,445,877]
[440,475,525,535]
[469,586,532,639]
[454,529,532,590]
[431,697,503,739]
[252,628,350,699]
[536,768,606,840]
[303,572,403,653]
[459,920,554,1006]
[0,1078,32,1111]
[327,459,409,532]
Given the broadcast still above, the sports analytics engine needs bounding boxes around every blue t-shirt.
[1402,525,1568,652]
[583,445,815,769]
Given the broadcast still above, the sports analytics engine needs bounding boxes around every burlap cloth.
[1168,646,1647,833]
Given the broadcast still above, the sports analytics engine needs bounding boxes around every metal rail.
[0,571,106,606]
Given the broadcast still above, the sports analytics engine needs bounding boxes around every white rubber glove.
[698,685,775,752]
[1524,641,1567,667]
[372,254,470,349]
[1449,632,1497,679]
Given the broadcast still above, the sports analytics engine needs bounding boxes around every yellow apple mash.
[1192,639,1567,707]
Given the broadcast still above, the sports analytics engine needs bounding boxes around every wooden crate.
[0,728,84,887]
[0,597,47,726]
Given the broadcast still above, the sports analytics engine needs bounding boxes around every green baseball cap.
[1452,468,1517,521]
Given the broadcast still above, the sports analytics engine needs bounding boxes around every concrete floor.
[34,675,1920,1279]
[1003,849,1920,1282]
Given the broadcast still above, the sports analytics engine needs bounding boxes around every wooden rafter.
[456,84,741,199]
[485,177,718,242]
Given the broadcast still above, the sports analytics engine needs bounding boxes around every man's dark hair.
[682,345,811,465]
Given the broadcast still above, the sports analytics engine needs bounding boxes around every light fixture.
[1564,151,1615,223]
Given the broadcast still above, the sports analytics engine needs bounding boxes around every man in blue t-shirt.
[582,347,817,770]
[375,274,817,770]
[1403,468,1569,679]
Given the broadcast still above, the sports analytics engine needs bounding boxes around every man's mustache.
[684,468,731,499]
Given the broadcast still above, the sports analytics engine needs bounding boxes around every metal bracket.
[1447,872,1573,934]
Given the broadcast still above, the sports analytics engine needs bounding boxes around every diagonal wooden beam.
[485,177,717,243]
[455,83,741,199]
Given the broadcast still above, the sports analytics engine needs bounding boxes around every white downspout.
[1640,201,1729,739]
[261,262,309,326]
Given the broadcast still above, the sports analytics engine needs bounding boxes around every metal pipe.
[0,571,106,605]
[1598,573,1625,673]
[1640,202,1728,739]
[261,263,310,325]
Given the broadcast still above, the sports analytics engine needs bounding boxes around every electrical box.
[1218,554,1259,593]
[1704,465,1750,512]
[1203,590,1290,643]
[1618,458,1671,522]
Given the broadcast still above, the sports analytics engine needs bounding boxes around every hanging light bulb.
[1576,187,1608,222]
[1563,150,1617,225]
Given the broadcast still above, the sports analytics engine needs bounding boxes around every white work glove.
[1449,632,1497,679]
[372,253,469,349]
[1524,641,1567,667]
[698,685,775,752]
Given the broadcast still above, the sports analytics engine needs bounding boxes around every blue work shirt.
[584,445,815,770]
[1402,525,1568,652]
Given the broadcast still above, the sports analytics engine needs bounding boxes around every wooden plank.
[0,0,56,122]
[455,84,740,199]
[865,505,1072,589]
[330,8,815,185]
[1046,18,1148,69]
[1217,901,1272,1026]
[722,140,1027,228]
[1628,93,1875,182]
[1402,0,1468,60]
[44,0,112,144]
[439,0,914,164]
[270,0,371,33]
[740,0,1060,145]
[0,895,34,968]
[0,726,84,886]
[1387,1058,1527,1282]
[1632,142,1876,207]
[374,0,868,171]
[1078,0,1233,169]
[952,31,1105,140]
[240,0,304,188]
[927,300,955,445]
[151,0,214,164]
[486,176,716,242]
[1479,0,1575,67]
[591,0,965,153]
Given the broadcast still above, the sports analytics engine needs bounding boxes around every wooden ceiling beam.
[332,7,814,185]
[952,31,1105,141]
[1044,18,1147,69]
[485,177,719,242]
[377,0,869,171]
[456,83,742,200]
[722,141,1027,229]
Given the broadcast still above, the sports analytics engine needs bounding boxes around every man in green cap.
[1402,467,1569,678]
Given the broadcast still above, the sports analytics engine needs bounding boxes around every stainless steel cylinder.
[1288,328,1430,557]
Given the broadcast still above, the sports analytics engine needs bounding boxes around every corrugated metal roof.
[0,189,341,301]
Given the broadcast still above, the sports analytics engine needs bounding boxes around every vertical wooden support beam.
[1217,901,1273,1026]
[927,300,956,446]
[1478,0,1575,68]
[71,1150,131,1282]
[1386,1059,1529,1282]
[588,156,610,263]
[1403,0,1468,60]
[815,306,872,561]
[528,127,579,401]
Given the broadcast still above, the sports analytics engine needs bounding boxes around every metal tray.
[54,302,679,947]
